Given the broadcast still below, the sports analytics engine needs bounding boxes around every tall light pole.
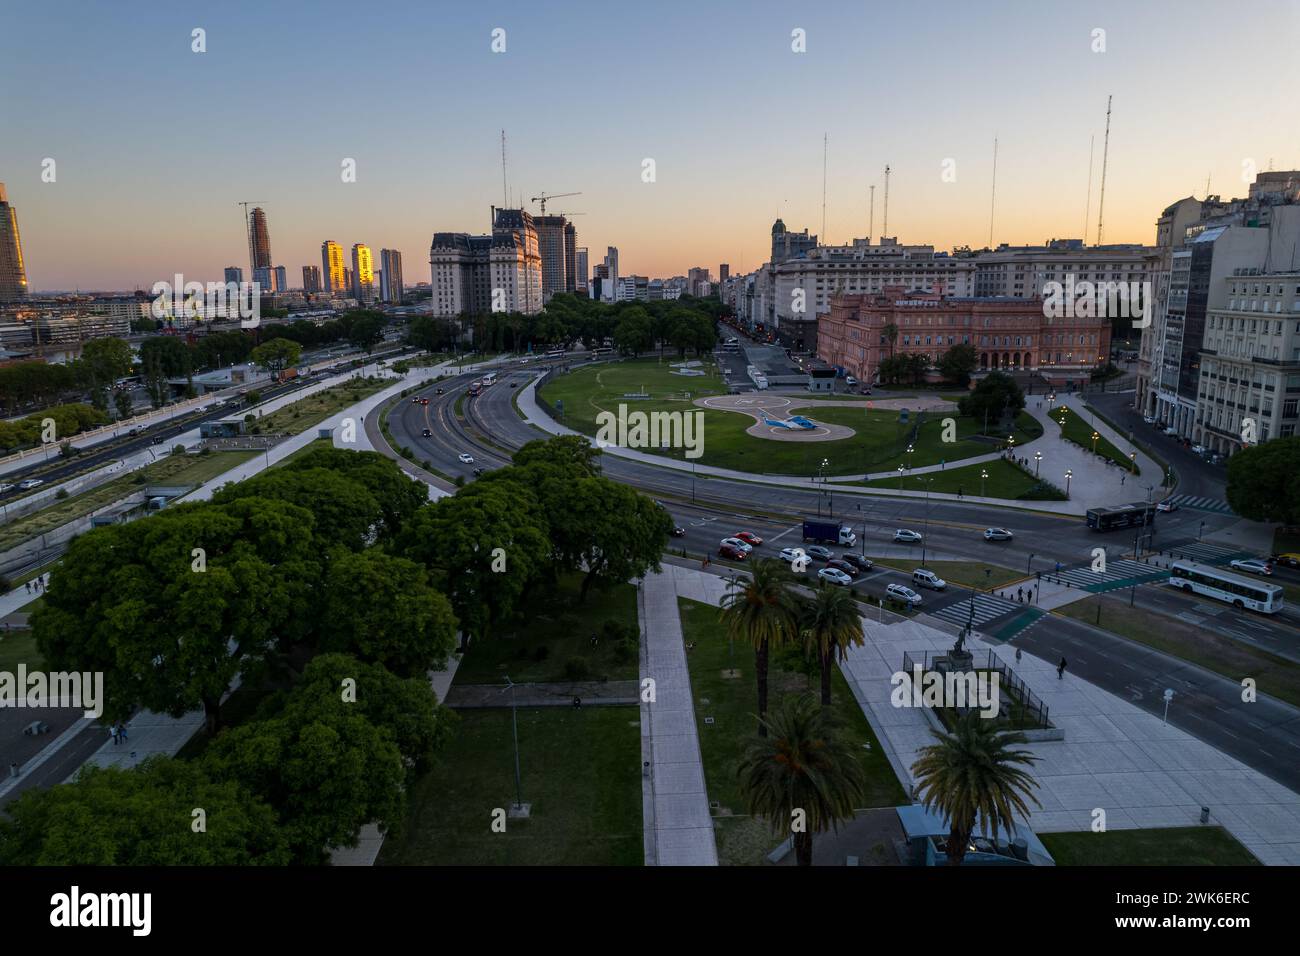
[1129,450,1137,474]
[1033,451,1042,477]
[1091,430,1100,455]
[916,476,933,566]
[500,676,525,814]
[980,467,988,498]
[1065,469,1073,498]
[897,463,905,491]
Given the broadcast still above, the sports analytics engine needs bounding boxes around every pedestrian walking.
[702,554,710,570]
[1057,657,1067,680]
[24,582,31,594]
[118,722,128,742]
[957,486,964,499]
[1015,646,1022,664]
[1017,587,1024,602]
[109,723,120,745]
[1121,475,1126,486]
[1055,560,1061,574]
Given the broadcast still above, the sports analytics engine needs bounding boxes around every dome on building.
[772,218,786,235]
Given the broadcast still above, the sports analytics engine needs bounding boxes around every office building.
[380,248,404,303]
[321,240,346,292]
[302,265,322,294]
[249,207,272,271]
[273,266,287,293]
[427,207,543,317]
[224,266,243,286]
[0,183,29,301]
[535,215,572,301]
[575,248,589,291]
[351,243,375,303]
[971,239,1154,299]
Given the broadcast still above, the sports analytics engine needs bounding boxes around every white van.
[912,569,947,591]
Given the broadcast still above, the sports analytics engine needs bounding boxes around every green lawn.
[540,359,1041,477]
[252,377,388,435]
[377,706,643,865]
[677,596,906,864]
[453,574,640,684]
[1053,405,1139,474]
[0,451,255,553]
[1041,827,1259,866]
[1055,596,1300,708]
[0,629,42,671]
[863,456,1065,500]
[869,559,1023,590]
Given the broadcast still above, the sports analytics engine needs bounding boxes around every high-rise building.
[380,249,404,303]
[564,221,577,293]
[343,267,353,293]
[428,207,543,317]
[604,246,619,284]
[351,244,375,303]
[535,215,571,302]
[253,267,272,292]
[0,183,29,301]
[273,266,287,293]
[224,266,243,286]
[302,265,322,294]
[719,263,730,284]
[687,267,711,297]
[321,241,346,292]
[575,247,589,292]
[249,207,272,271]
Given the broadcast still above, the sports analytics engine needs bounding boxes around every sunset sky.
[4,0,1298,291]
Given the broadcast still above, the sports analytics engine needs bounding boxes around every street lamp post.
[1129,451,1137,474]
[1034,451,1042,477]
[1065,469,1073,498]
[500,676,525,814]
[1027,552,1035,574]
[980,467,988,498]
[916,476,933,566]
[1198,521,1205,542]
[897,464,905,491]
[1091,430,1100,455]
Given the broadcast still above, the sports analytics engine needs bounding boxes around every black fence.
[900,649,1050,730]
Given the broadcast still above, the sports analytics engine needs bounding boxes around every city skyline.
[3,0,1298,291]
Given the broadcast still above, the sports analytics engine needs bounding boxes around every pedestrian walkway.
[837,616,1300,864]
[1164,494,1235,515]
[637,569,717,866]
[1160,540,1252,565]
[927,592,1021,630]
[1041,558,1169,593]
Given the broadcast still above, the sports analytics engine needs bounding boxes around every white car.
[1155,500,1178,513]
[818,567,853,587]
[894,529,923,543]
[912,569,947,591]
[720,537,753,554]
[1143,416,1156,425]
[0,483,12,493]
[18,479,43,491]
[845,375,858,387]
[1191,444,1206,455]
[886,583,923,607]
[458,453,475,464]
[984,528,1014,541]
[1230,558,1273,576]
[779,547,803,563]
[1163,427,1178,437]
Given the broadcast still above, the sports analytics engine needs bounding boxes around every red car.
[420,398,430,406]
[718,543,748,561]
[735,531,763,546]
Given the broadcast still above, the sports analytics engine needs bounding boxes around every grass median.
[251,377,388,435]
[1040,827,1259,865]
[863,456,1064,500]
[1053,405,1139,474]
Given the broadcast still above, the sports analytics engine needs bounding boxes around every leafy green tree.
[348,315,386,355]
[113,388,134,421]
[80,337,135,385]
[319,551,458,676]
[737,694,868,866]
[613,314,652,356]
[286,447,427,541]
[0,758,289,865]
[291,654,456,781]
[911,712,1041,866]
[32,498,321,732]
[395,483,550,647]
[251,338,302,374]
[799,584,864,708]
[202,678,405,864]
[213,468,381,551]
[719,559,799,736]
[937,343,978,387]
[1225,436,1300,525]
[958,371,1024,433]
[140,335,193,378]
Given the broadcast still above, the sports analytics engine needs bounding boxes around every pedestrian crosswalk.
[1162,540,1251,566]
[1165,494,1235,515]
[928,592,1022,630]
[1044,558,1169,593]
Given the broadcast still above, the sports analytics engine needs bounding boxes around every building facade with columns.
[817,287,1111,385]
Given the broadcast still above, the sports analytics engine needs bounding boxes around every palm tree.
[719,558,798,736]
[882,322,899,359]
[910,712,1042,866]
[738,693,868,866]
[799,584,864,708]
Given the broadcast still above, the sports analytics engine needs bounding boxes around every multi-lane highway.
[371,356,1300,790]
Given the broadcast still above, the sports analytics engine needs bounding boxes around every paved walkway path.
[638,569,717,865]
[837,614,1300,865]
[445,679,637,708]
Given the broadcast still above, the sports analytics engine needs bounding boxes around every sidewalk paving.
[637,568,717,866]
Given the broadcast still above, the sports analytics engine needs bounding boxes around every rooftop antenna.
[882,165,891,239]
[1096,95,1112,246]
[1083,135,1094,243]
[501,130,508,207]
[869,184,875,241]
[988,137,998,247]
[821,133,828,240]
[1205,171,1211,199]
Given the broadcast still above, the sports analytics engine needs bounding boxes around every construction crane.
[531,191,581,216]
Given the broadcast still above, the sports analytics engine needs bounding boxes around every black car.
[840,553,873,572]
[436,387,444,395]
[421,428,432,437]
[826,559,856,576]
[472,467,486,477]
[671,527,686,538]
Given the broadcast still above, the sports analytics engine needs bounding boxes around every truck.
[802,520,856,547]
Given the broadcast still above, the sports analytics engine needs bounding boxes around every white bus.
[481,372,497,386]
[1168,560,1284,614]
